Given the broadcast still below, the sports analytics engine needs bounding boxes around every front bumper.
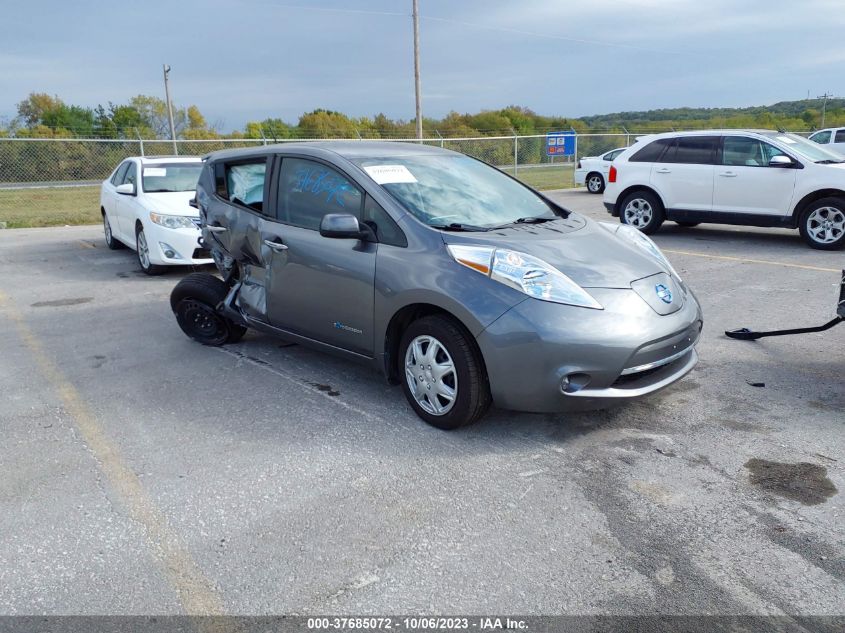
[144,223,213,266]
[476,285,703,412]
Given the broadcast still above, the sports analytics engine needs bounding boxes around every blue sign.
[546,132,575,157]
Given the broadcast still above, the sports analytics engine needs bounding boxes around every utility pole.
[163,64,178,154]
[818,92,834,128]
[412,0,422,140]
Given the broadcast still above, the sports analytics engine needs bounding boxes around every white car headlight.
[149,212,195,229]
[447,244,603,310]
[604,222,683,281]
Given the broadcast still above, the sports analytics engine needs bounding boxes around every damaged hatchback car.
[170,142,703,429]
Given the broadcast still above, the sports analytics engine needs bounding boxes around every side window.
[810,130,831,144]
[722,137,785,167]
[363,195,407,247]
[124,162,137,186]
[835,130,845,143]
[111,161,130,185]
[225,160,267,212]
[661,137,718,165]
[629,139,671,163]
[277,158,363,230]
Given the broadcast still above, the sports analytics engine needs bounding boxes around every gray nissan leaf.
[170,142,703,429]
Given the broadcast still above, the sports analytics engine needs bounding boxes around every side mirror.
[769,155,794,168]
[320,213,365,239]
[116,183,136,195]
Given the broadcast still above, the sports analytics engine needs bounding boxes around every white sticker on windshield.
[776,136,797,144]
[364,164,417,184]
[143,167,167,177]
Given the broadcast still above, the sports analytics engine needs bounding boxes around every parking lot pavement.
[0,190,843,616]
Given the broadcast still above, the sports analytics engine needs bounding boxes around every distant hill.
[579,98,845,131]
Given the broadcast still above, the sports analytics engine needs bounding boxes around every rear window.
[810,130,831,144]
[629,139,671,163]
[220,159,268,212]
[660,137,718,165]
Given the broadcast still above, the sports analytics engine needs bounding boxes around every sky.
[2,0,844,131]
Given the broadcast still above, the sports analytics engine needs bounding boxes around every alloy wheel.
[806,206,845,245]
[623,198,653,229]
[587,175,603,192]
[404,335,457,416]
[137,228,151,269]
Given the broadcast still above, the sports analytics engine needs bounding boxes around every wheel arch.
[382,302,486,385]
[613,185,665,216]
[791,189,845,228]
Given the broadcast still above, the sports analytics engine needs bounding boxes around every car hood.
[440,214,665,288]
[143,191,198,217]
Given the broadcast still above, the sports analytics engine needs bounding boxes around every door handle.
[206,225,228,233]
[655,168,671,174]
[264,239,289,251]
[719,172,737,177]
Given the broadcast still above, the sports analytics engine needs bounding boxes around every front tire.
[170,272,246,346]
[620,190,665,235]
[799,198,845,250]
[399,315,491,430]
[135,224,167,275]
[102,210,123,250]
[586,173,605,194]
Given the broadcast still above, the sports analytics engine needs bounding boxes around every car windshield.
[141,163,203,192]
[352,154,558,229]
[759,132,844,163]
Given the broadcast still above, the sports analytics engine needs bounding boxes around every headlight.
[447,244,603,310]
[149,212,195,229]
[604,222,683,281]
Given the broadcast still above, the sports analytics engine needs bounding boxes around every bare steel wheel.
[399,315,491,429]
[170,272,246,346]
[620,190,664,235]
[586,173,605,194]
[800,198,845,250]
[404,335,457,416]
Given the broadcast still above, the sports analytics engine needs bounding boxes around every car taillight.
[609,165,617,183]
[576,160,582,169]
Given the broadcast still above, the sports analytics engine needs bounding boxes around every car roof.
[205,141,459,162]
[136,155,202,163]
[631,129,803,143]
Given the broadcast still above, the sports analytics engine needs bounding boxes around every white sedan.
[574,147,627,193]
[100,156,211,274]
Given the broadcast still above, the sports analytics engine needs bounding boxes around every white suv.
[809,127,845,156]
[603,130,845,249]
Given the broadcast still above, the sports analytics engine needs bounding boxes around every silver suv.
[170,142,702,429]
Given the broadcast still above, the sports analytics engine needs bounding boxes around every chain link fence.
[0,133,625,227]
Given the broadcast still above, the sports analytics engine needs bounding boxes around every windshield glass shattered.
[353,154,559,229]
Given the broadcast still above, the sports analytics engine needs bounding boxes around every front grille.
[612,352,690,388]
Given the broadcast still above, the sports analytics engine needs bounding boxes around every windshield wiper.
[816,159,844,164]
[491,216,556,229]
[429,222,491,232]
[513,216,555,224]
